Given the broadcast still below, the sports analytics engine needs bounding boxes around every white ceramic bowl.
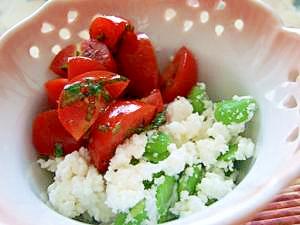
[1,0,300,225]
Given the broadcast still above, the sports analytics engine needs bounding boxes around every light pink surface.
[1,1,300,225]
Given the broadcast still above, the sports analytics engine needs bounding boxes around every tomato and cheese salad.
[33,15,257,225]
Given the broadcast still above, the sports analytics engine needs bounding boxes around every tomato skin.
[44,78,68,107]
[32,110,82,156]
[89,100,156,173]
[89,16,128,51]
[68,56,107,80]
[141,89,164,113]
[160,47,198,103]
[58,71,129,141]
[50,45,77,77]
[80,39,117,72]
[116,32,159,97]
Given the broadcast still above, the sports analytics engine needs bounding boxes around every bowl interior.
[1,0,300,225]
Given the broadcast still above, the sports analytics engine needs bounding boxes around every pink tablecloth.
[248,179,300,224]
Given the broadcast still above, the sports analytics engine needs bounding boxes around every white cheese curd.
[197,172,235,200]
[46,148,114,223]
[162,113,205,146]
[227,123,245,137]
[38,157,63,173]
[39,95,256,224]
[105,164,149,212]
[234,137,255,160]
[108,133,148,170]
[166,97,193,122]
[207,122,231,143]
[171,192,206,217]
[215,160,234,171]
[196,138,228,168]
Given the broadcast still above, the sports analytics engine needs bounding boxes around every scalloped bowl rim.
[0,1,300,225]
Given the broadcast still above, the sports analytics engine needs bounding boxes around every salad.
[33,15,257,225]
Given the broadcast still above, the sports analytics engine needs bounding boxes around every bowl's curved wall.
[1,1,300,225]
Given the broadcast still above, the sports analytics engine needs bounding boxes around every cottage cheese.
[39,148,114,223]
[39,95,255,224]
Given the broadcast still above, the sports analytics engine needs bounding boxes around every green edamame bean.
[214,96,257,125]
[218,144,238,162]
[188,83,209,114]
[156,176,178,223]
[178,165,204,196]
[144,132,171,164]
[114,213,127,225]
[114,200,148,225]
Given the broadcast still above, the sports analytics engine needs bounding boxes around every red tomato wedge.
[58,71,129,141]
[45,78,68,107]
[116,32,159,97]
[50,45,77,77]
[80,39,117,72]
[89,100,156,173]
[32,110,82,156]
[68,56,106,80]
[89,16,128,51]
[160,47,198,103]
[141,89,164,113]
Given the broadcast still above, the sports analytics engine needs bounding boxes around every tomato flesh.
[160,47,198,103]
[32,110,82,156]
[58,71,129,141]
[141,89,164,113]
[89,100,156,173]
[68,56,106,80]
[89,16,128,51]
[117,32,159,97]
[80,39,117,72]
[45,78,68,107]
[50,45,77,77]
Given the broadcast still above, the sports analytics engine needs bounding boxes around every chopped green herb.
[54,143,64,157]
[206,198,217,206]
[98,124,110,132]
[123,111,167,139]
[62,83,85,107]
[224,170,234,177]
[75,212,98,224]
[143,172,165,190]
[76,50,81,56]
[112,123,121,135]
[88,83,101,96]
[154,171,165,178]
[130,157,140,166]
[60,63,68,71]
[143,180,153,190]
[148,111,167,130]
[65,82,81,95]
[97,33,106,41]
[101,89,111,102]
[86,101,96,122]
[125,24,135,32]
